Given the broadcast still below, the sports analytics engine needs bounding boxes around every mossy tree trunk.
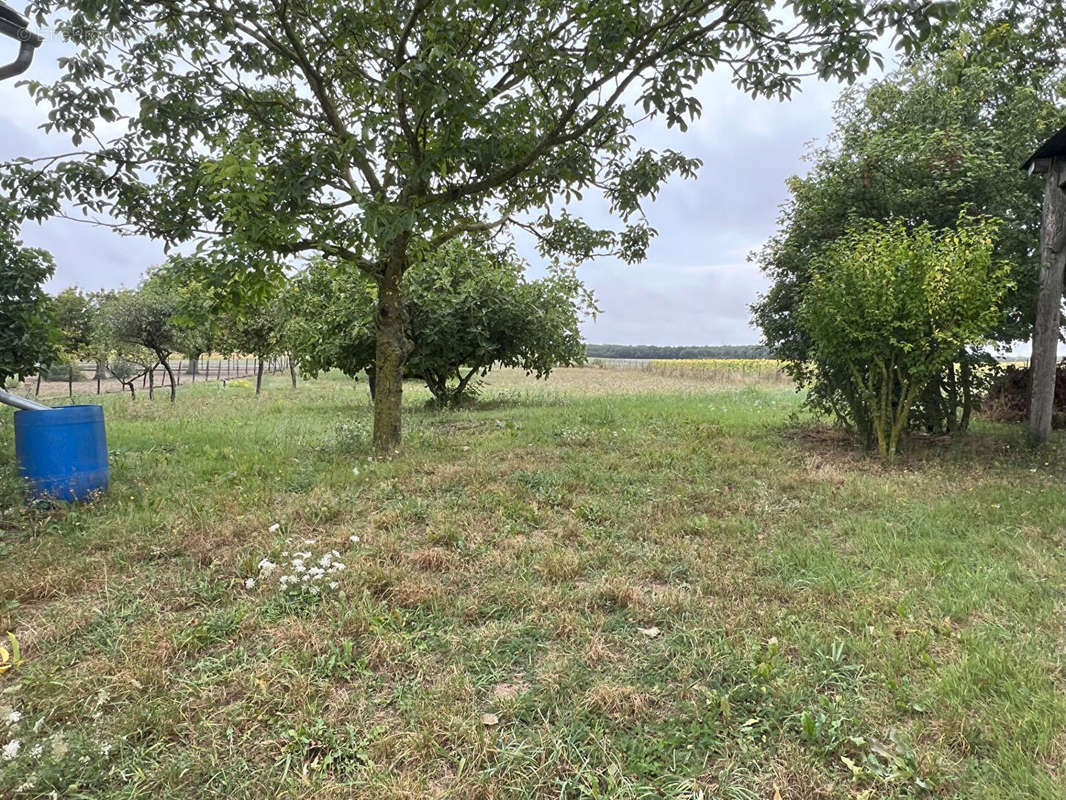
[372,238,412,456]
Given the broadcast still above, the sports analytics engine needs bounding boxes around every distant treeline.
[585,344,772,360]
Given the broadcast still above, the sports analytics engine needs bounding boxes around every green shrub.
[798,215,1012,458]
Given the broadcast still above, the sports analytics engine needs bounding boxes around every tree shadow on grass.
[779,417,1061,473]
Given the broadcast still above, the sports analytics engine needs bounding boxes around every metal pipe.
[0,2,42,81]
[0,388,52,411]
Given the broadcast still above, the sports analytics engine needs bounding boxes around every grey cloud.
[576,260,771,346]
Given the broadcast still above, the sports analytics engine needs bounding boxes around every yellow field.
[645,358,788,383]
[602,358,1028,385]
[588,357,789,385]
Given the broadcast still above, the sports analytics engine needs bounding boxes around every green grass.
[1,368,1064,799]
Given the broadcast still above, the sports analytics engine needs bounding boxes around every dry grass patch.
[407,546,460,572]
[583,682,653,723]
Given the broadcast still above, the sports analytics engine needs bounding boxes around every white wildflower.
[257,558,278,577]
[328,581,339,590]
[330,562,346,572]
[292,560,306,573]
[30,743,43,758]
[5,709,20,725]
[100,742,112,759]
[2,739,20,761]
[349,535,360,544]
[303,538,316,545]
[244,578,256,589]
[318,554,333,567]
[268,523,281,533]
[352,466,360,476]
[15,777,36,791]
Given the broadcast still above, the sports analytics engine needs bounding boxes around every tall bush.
[798,216,1012,457]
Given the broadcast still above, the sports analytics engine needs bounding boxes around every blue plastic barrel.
[13,405,109,501]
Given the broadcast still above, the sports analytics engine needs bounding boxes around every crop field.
[645,359,788,384]
[1,367,1064,799]
[590,358,789,385]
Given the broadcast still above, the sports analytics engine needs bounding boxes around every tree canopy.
[5,0,951,452]
[51,287,94,363]
[0,201,56,388]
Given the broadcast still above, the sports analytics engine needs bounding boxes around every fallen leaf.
[481,713,499,727]
[637,626,661,639]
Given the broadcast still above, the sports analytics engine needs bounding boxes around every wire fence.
[8,356,294,403]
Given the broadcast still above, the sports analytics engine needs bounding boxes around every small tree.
[51,287,94,366]
[798,215,1012,458]
[291,241,595,407]
[151,259,227,376]
[407,245,595,406]
[105,346,156,400]
[0,201,56,388]
[220,296,287,396]
[89,290,152,398]
[106,282,181,401]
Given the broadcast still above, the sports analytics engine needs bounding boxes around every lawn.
[1,368,1064,799]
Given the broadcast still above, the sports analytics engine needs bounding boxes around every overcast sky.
[1,25,870,347]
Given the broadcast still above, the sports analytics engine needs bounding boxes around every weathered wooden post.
[1022,127,1066,443]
